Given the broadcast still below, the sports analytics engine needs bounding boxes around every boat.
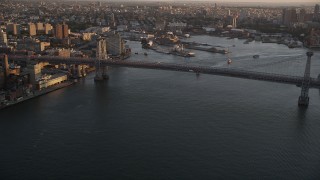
[253,55,259,59]
[227,58,232,65]
[186,52,195,57]
[135,52,138,54]
[144,52,148,56]
[171,44,195,57]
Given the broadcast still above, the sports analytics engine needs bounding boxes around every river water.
[1,36,320,179]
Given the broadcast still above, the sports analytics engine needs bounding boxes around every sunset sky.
[94,0,320,5]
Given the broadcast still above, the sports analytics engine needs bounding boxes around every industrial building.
[36,73,68,90]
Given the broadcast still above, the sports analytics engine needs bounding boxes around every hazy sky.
[97,0,320,5]
[215,0,318,2]
[72,0,319,6]
[169,0,319,5]
[79,0,318,1]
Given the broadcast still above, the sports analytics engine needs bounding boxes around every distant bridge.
[5,53,320,106]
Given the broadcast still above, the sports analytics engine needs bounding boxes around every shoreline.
[0,81,75,110]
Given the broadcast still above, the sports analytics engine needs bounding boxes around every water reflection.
[296,107,307,130]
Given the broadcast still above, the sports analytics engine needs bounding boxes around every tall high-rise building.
[0,30,8,46]
[28,23,37,36]
[315,4,320,14]
[6,23,20,35]
[232,15,238,28]
[44,23,52,35]
[298,8,307,22]
[55,23,69,39]
[96,37,108,59]
[106,33,125,56]
[36,22,44,33]
[37,23,44,31]
[282,8,297,26]
[27,62,42,86]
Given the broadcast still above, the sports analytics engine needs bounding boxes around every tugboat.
[253,55,259,59]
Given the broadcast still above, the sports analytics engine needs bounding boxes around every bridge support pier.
[94,68,103,81]
[298,52,313,107]
[102,66,109,80]
[94,60,108,81]
[298,96,309,106]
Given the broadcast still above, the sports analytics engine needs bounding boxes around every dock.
[0,81,75,110]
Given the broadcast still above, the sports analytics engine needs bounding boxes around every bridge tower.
[94,58,103,81]
[95,37,109,81]
[298,51,313,107]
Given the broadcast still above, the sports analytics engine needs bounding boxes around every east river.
[1,36,320,179]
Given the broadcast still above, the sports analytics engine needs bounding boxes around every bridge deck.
[4,55,320,88]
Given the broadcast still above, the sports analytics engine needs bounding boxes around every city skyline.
[47,0,320,6]
[72,0,319,3]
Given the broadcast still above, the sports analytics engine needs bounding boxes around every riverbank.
[0,81,75,110]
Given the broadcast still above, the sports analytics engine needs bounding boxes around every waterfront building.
[36,73,68,90]
[28,23,37,36]
[282,8,297,26]
[27,62,48,86]
[6,23,20,36]
[55,23,69,39]
[0,30,8,46]
[106,33,125,56]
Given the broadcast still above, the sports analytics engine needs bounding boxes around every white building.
[0,30,8,46]
[36,74,68,90]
